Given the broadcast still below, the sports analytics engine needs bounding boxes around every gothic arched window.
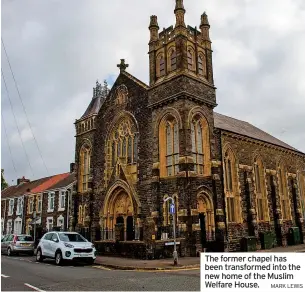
[198,53,206,77]
[159,115,180,177]
[223,148,241,223]
[191,115,210,176]
[254,157,269,221]
[187,48,195,71]
[79,144,91,193]
[298,171,305,218]
[109,118,138,168]
[278,163,291,220]
[170,49,177,71]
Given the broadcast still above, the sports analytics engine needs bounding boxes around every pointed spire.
[149,15,159,42]
[200,12,211,41]
[174,0,186,27]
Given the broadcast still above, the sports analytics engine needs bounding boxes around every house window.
[254,158,269,221]
[14,217,22,235]
[57,216,64,230]
[79,144,91,192]
[47,217,53,231]
[170,49,176,71]
[7,220,12,234]
[298,172,305,218]
[278,165,291,220]
[223,148,241,223]
[9,199,14,215]
[37,195,42,213]
[28,197,34,214]
[78,205,83,224]
[48,193,55,212]
[16,198,23,215]
[59,191,65,210]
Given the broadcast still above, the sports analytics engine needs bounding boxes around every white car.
[36,231,96,265]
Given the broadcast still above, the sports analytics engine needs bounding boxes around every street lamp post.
[164,196,178,266]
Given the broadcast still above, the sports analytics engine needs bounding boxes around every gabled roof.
[122,71,149,89]
[214,112,300,152]
[1,173,72,199]
[46,173,75,190]
[80,96,104,119]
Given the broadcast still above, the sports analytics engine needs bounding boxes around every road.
[1,255,200,291]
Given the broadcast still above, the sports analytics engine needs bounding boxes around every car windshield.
[58,233,86,242]
[17,235,33,241]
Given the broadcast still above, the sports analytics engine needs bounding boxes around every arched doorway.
[197,192,215,246]
[104,188,135,241]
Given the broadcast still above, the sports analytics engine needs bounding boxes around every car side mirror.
[53,238,58,242]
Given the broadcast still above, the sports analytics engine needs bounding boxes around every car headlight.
[64,243,74,248]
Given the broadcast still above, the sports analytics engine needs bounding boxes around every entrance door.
[199,213,207,246]
[126,216,134,241]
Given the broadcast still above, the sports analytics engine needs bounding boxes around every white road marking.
[24,283,46,292]
[1,274,10,278]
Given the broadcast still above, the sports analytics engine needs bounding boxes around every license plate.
[21,243,30,246]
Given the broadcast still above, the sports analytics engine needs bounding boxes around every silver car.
[1,234,34,256]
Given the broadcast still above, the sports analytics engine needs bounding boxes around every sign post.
[164,197,178,266]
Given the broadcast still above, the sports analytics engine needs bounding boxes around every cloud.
[1,0,305,184]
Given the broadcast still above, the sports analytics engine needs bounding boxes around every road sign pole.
[164,197,178,266]
[33,211,36,243]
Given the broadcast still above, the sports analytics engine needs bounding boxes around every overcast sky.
[1,0,305,184]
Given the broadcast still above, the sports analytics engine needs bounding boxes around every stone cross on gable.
[117,59,129,72]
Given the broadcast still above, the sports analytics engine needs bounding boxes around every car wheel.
[88,258,95,265]
[36,249,44,262]
[55,251,63,266]
[7,247,12,256]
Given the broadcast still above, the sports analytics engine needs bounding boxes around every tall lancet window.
[278,164,291,220]
[160,56,165,76]
[79,144,91,192]
[170,49,177,71]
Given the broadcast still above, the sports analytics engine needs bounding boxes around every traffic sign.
[169,203,175,214]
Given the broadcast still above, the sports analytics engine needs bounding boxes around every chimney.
[17,176,30,185]
[70,163,75,173]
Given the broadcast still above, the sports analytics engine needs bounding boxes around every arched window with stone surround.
[159,115,179,177]
[198,53,206,77]
[78,144,91,193]
[191,115,210,176]
[169,49,177,71]
[254,157,269,221]
[223,147,241,223]
[298,171,305,218]
[187,48,195,71]
[278,163,291,220]
[156,53,165,77]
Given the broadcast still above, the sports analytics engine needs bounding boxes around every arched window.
[170,49,177,71]
[187,49,195,71]
[159,115,180,177]
[254,157,269,221]
[190,115,210,176]
[198,53,206,77]
[223,148,241,223]
[298,171,305,218]
[109,118,138,167]
[278,164,291,220]
[78,205,83,224]
[79,144,91,192]
[156,53,166,77]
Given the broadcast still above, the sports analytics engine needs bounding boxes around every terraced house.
[72,0,305,257]
[1,171,75,238]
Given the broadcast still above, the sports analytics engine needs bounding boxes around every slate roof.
[1,173,72,199]
[214,112,300,152]
[47,173,75,190]
[80,96,104,119]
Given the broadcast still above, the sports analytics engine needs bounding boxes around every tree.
[1,169,9,190]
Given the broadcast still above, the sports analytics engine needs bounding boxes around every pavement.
[1,255,200,291]
[93,244,305,270]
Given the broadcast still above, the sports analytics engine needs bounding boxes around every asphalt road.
[1,255,200,291]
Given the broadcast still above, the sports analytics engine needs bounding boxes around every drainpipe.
[66,189,70,231]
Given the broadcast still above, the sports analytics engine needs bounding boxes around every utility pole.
[164,196,178,266]
[33,211,36,243]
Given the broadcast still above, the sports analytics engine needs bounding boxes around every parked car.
[1,234,34,256]
[36,231,96,265]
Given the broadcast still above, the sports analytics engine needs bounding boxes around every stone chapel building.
[72,0,305,257]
